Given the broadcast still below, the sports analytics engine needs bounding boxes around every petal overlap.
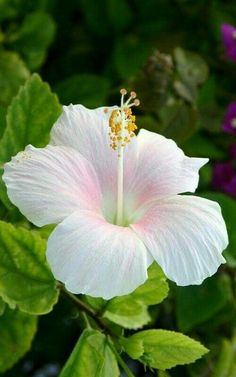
[47,210,149,299]
[124,129,208,212]
[3,145,102,226]
[131,195,228,286]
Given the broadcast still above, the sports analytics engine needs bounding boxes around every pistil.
[108,89,140,226]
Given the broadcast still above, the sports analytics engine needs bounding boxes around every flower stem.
[108,337,135,377]
[60,284,115,336]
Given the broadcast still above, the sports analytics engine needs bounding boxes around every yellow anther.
[109,91,139,151]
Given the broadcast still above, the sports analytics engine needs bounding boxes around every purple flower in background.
[213,161,236,198]
[221,23,236,62]
[222,102,236,135]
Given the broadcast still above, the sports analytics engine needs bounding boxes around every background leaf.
[0,50,30,107]
[0,307,37,373]
[0,221,59,314]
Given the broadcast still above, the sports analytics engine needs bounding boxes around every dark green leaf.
[176,274,233,332]
[59,329,119,377]
[10,11,56,69]
[0,307,37,373]
[0,221,59,314]
[54,74,110,107]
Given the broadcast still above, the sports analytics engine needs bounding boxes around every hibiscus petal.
[131,195,228,286]
[46,210,149,299]
[125,129,208,209]
[50,104,137,221]
[3,145,102,226]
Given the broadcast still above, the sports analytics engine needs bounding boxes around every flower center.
[109,89,140,226]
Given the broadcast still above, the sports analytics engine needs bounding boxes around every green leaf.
[104,297,151,329]
[114,36,151,79]
[212,333,236,377]
[125,330,208,370]
[183,133,226,160]
[103,263,168,329]
[159,100,198,144]
[131,263,169,306]
[0,73,61,163]
[0,105,6,139]
[0,307,37,373]
[174,47,208,86]
[0,50,30,106]
[0,297,6,315]
[106,0,132,32]
[10,11,56,70]
[176,274,233,332]
[54,74,110,108]
[59,329,119,377]
[201,193,236,267]
[0,221,59,314]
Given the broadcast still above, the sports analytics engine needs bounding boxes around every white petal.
[126,129,208,208]
[131,195,228,286]
[3,145,102,226]
[46,210,149,299]
[50,104,137,221]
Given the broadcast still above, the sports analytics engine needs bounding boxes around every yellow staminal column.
[109,89,140,226]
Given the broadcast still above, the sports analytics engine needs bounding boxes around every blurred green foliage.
[0,0,236,376]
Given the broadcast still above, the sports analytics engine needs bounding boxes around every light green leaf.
[212,339,234,377]
[0,73,61,164]
[54,74,110,108]
[0,307,37,373]
[0,221,59,314]
[10,11,56,70]
[125,330,208,370]
[176,274,233,332]
[131,263,169,306]
[104,297,151,329]
[59,329,119,377]
[0,50,30,106]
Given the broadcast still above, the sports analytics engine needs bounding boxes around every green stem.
[60,284,115,337]
[108,338,135,377]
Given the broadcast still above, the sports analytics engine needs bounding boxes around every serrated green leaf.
[104,297,150,329]
[11,11,56,69]
[0,221,59,314]
[59,329,119,377]
[125,330,208,370]
[131,263,169,306]
[0,50,30,106]
[54,74,110,108]
[0,307,37,373]
[0,73,61,163]
[176,274,233,332]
